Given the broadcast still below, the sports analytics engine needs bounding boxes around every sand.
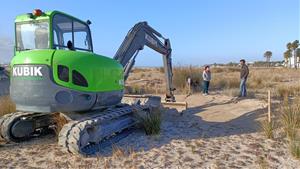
[0,93,299,169]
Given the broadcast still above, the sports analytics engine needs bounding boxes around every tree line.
[263,40,299,68]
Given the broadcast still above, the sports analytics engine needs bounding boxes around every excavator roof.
[15,10,87,24]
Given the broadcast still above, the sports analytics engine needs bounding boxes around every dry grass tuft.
[125,84,158,94]
[289,140,300,159]
[131,68,148,73]
[212,67,240,73]
[52,113,69,136]
[281,104,300,140]
[0,96,16,117]
[111,145,137,162]
[112,145,126,159]
[103,159,110,169]
[212,75,240,90]
[128,146,137,159]
[260,119,275,139]
[257,155,269,169]
[127,67,300,98]
[173,66,201,92]
[276,85,300,98]
[277,85,290,98]
[278,98,300,159]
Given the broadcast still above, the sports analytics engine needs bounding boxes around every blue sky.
[0,0,299,66]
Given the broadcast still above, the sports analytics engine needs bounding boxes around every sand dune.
[0,93,299,169]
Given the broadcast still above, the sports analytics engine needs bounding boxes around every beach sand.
[0,93,299,169]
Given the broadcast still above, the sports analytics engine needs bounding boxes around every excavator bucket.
[123,94,187,112]
[161,101,188,112]
[122,94,161,108]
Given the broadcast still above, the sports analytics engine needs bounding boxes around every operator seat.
[67,40,75,51]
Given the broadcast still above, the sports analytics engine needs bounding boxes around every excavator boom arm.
[113,22,175,102]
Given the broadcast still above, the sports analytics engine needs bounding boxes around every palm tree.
[291,40,299,68]
[287,42,293,67]
[287,42,293,50]
[264,51,272,66]
[284,50,290,67]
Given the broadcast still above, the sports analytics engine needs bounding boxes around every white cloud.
[0,37,14,64]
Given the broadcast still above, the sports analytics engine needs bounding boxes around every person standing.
[239,59,249,97]
[202,65,211,95]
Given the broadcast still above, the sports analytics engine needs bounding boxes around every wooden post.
[268,90,271,122]
[188,82,191,95]
[187,77,191,95]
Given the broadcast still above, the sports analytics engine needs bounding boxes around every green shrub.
[138,109,161,135]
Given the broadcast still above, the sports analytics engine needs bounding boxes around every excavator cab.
[12,9,124,113]
[15,9,92,52]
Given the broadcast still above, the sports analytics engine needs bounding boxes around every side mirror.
[86,20,92,25]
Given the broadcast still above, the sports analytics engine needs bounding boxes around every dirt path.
[0,93,299,169]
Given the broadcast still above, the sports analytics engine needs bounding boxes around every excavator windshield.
[52,14,93,52]
[16,21,49,51]
[15,13,93,52]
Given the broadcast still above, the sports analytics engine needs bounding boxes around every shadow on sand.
[96,97,268,156]
[0,97,269,157]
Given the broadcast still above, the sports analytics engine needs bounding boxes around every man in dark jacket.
[239,59,249,97]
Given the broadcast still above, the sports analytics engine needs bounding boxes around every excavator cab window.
[16,21,49,51]
[52,14,93,52]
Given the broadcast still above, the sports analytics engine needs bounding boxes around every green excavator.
[0,9,184,155]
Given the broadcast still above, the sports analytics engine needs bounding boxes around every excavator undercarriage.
[0,95,161,156]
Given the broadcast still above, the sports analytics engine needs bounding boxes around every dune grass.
[260,119,275,139]
[279,98,300,159]
[172,66,202,92]
[127,67,300,97]
[281,104,300,140]
[257,155,269,169]
[289,140,300,159]
[137,108,162,135]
